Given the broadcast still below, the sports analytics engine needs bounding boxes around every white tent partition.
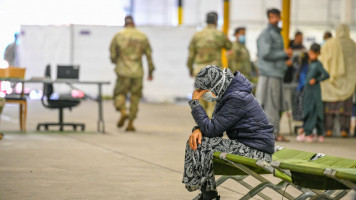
[19,25,196,102]
[20,25,71,79]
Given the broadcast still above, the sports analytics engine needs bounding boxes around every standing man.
[110,15,155,132]
[284,31,306,109]
[256,8,293,142]
[4,33,19,67]
[284,31,305,84]
[187,11,232,118]
[227,27,256,82]
[289,31,305,50]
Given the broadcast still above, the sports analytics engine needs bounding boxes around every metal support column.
[281,0,291,49]
[221,0,230,68]
[178,0,183,25]
[97,83,105,133]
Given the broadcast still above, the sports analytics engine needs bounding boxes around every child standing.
[297,43,329,142]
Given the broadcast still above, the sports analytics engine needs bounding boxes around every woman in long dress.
[320,24,356,137]
[182,65,274,200]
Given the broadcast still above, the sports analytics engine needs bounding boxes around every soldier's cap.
[124,15,134,25]
[206,12,218,24]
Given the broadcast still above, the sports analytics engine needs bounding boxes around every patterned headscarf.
[194,65,234,101]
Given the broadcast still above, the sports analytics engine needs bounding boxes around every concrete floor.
[0,100,355,200]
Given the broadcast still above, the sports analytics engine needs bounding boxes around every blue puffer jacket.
[191,72,275,154]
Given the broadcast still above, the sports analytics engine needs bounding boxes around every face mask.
[202,91,217,102]
[202,69,226,102]
[238,35,245,44]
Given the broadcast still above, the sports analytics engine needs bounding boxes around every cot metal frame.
[192,152,351,200]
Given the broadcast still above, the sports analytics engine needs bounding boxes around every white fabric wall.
[19,26,71,77]
[19,24,356,102]
[19,25,196,102]
[71,25,122,97]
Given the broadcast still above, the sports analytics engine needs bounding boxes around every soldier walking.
[110,15,155,131]
[187,11,232,118]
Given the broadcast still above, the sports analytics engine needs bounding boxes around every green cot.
[193,146,356,200]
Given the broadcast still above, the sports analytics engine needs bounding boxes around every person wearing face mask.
[182,65,274,200]
[227,27,257,83]
[256,8,293,142]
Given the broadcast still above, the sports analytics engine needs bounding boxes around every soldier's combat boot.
[117,109,128,128]
[125,120,136,132]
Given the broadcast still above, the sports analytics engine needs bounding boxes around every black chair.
[36,65,85,131]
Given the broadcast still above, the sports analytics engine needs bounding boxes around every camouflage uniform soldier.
[187,12,232,118]
[227,27,256,82]
[110,16,155,131]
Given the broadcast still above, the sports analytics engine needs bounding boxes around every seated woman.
[182,65,275,200]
